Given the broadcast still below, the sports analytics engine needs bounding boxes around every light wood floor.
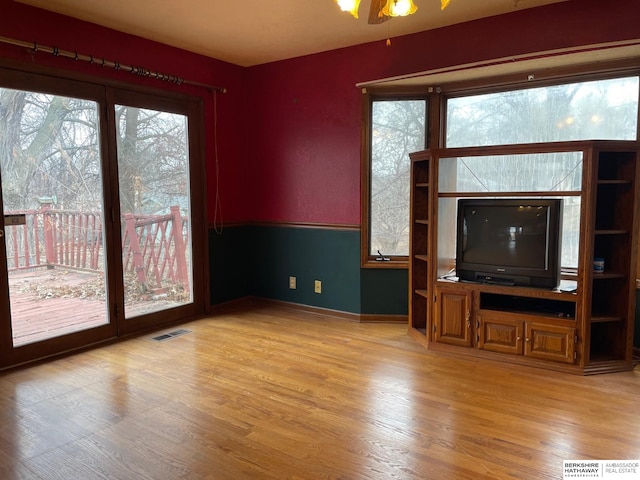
[0,303,638,480]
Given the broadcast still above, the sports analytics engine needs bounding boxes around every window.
[444,73,639,272]
[361,68,639,270]
[361,94,428,267]
[447,76,639,147]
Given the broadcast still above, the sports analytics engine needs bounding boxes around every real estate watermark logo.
[563,460,640,479]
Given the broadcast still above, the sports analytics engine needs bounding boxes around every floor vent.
[152,329,192,342]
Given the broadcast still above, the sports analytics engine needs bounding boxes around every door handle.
[4,214,26,225]
[2,214,26,238]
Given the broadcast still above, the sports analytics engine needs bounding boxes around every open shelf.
[409,152,432,340]
[594,230,628,235]
[480,292,576,320]
[592,273,627,280]
[411,293,428,331]
[590,321,629,362]
[597,179,632,185]
[590,315,625,324]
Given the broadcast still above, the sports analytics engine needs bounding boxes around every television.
[455,198,563,288]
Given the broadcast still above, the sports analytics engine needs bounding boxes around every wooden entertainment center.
[408,140,639,374]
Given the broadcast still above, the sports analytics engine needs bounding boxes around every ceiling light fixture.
[333,0,451,25]
[334,0,362,18]
[381,0,418,17]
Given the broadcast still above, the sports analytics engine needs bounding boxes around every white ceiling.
[17,0,568,67]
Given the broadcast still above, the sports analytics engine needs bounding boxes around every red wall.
[247,0,640,226]
[0,0,251,223]
[1,0,640,226]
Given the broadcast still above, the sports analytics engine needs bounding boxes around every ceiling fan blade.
[368,0,389,24]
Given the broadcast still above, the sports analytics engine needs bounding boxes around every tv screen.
[456,198,563,288]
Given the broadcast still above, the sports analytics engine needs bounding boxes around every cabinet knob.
[517,336,522,341]
[525,338,531,343]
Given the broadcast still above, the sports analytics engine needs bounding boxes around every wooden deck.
[8,268,180,346]
[8,269,107,346]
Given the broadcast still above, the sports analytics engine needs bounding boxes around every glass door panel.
[115,105,193,319]
[0,88,109,346]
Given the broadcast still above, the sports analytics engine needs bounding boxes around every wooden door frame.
[0,63,208,369]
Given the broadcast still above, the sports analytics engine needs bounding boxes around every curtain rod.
[0,35,227,93]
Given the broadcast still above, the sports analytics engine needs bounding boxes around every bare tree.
[370,99,426,255]
[0,91,189,216]
[0,89,101,210]
[115,105,188,215]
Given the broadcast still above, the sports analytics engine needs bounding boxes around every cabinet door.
[434,289,473,347]
[525,323,576,364]
[478,314,524,355]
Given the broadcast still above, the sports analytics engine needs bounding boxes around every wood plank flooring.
[0,303,638,479]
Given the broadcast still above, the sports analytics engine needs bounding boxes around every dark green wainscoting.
[209,225,255,305]
[249,225,361,313]
[209,225,409,317]
[360,268,408,315]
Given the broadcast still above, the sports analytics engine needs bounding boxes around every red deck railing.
[4,205,190,293]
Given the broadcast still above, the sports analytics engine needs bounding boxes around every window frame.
[360,59,640,269]
[442,70,640,275]
[360,88,434,268]
[107,88,208,335]
[0,58,208,368]
[442,68,640,149]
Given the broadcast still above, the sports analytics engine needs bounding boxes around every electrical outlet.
[289,276,296,289]
[314,280,322,294]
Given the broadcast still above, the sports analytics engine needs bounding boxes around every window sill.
[362,259,409,269]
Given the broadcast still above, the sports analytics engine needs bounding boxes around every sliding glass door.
[0,73,116,365]
[0,69,206,367]
[110,90,205,335]
[1,88,111,348]
[114,104,194,319]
